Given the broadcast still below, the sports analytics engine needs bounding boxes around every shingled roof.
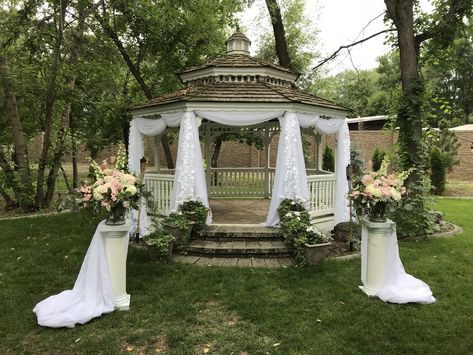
[179,54,297,77]
[130,30,348,115]
[131,80,345,111]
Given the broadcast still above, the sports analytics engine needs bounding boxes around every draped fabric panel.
[265,112,309,226]
[195,110,284,126]
[33,223,115,327]
[297,113,350,225]
[169,112,211,223]
[128,110,350,229]
[361,224,436,304]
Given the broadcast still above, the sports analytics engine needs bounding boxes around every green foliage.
[371,148,386,172]
[178,199,208,232]
[350,144,365,178]
[430,147,447,195]
[322,145,334,172]
[145,228,175,261]
[277,198,329,264]
[256,0,320,86]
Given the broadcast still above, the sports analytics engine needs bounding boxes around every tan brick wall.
[448,131,473,181]
[26,129,473,181]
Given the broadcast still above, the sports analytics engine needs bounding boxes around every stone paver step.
[173,255,295,268]
[198,223,282,241]
[187,239,291,257]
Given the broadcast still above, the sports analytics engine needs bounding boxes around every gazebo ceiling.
[130,30,348,117]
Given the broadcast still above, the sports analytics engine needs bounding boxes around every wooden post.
[264,124,270,199]
[154,135,161,173]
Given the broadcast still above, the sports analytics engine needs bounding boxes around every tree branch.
[312,28,395,71]
[415,0,466,45]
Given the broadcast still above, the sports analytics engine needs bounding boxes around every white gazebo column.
[204,122,212,192]
[263,125,270,199]
[153,135,161,173]
[318,134,325,171]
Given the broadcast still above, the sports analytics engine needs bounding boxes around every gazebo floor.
[209,199,270,224]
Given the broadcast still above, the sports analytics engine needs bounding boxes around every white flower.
[285,212,292,217]
[122,201,130,208]
[125,185,137,195]
[294,211,300,216]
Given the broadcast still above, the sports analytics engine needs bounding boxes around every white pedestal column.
[99,220,131,310]
[360,218,395,296]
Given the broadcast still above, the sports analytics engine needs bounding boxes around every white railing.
[144,173,174,215]
[144,170,336,218]
[307,173,336,217]
[209,168,275,197]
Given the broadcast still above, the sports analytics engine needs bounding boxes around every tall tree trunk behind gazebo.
[265,0,292,68]
[384,0,470,229]
[95,10,175,169]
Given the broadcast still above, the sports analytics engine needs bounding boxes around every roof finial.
[226,28,251,55]
[236,23,240,32]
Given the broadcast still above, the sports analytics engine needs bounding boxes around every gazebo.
[128,31,351,232]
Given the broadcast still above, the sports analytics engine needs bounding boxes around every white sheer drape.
[297,113,350,225]
[128,110,350,228]
[169,112,211,222]
[266,112,309,226]
[195,110,284,126]
[33,223,115,327]
[361,224,436,304]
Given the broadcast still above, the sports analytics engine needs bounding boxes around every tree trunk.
[265,0,292,68]
[43,1,101,207]
[96,9,175,168]
[0,55,35,211]
[384,0,423,201]
[36,1,66,207]
[0,186,17,210]
[72,139,79,189]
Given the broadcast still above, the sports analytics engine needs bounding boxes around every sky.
[238,0,434,75]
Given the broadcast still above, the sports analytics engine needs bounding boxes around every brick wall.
[448,131,473,180]
[26,129,473,181]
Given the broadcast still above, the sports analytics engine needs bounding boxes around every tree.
[384,0,471,199]
[264,0,291,68]
[259,0,320,84]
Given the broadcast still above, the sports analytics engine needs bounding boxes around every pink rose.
[100,160,108,171]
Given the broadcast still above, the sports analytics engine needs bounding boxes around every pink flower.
[82,193,91,202]
[362,175,374,186]
[100,160,108,171]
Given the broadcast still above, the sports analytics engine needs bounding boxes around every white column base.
[114,293,131,311]
[359,285,378,297]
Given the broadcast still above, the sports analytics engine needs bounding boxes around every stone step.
[186,239,291,257]
[198,223,283,241]
[173,255,295,268]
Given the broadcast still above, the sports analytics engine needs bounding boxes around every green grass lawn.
[1,199,472,354]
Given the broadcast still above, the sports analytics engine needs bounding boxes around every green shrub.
[371,148,386,171]
[179,199,208,232]
[430,147,447,195]
[322,145,335,172]
[145,228,175,261]
[350,145,366,178]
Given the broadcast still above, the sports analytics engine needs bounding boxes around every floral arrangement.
[80,145,143,224]
[278,198,331,264]
[350,159,411,223]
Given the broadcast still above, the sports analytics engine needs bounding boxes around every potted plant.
[178,199,208,233]
[278,198,331,265]
[298,226,332,265]
[144,228,175,260]
[162,211,193,251]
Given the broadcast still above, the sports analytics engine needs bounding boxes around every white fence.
[209,168,275,197]
[307,174,336,217]
[144,169,336,217]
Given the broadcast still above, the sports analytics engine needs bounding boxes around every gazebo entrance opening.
[143,119,337,224]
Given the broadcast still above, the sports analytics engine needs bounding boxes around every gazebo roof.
[131,80,345,111]
[130,30,348,117]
